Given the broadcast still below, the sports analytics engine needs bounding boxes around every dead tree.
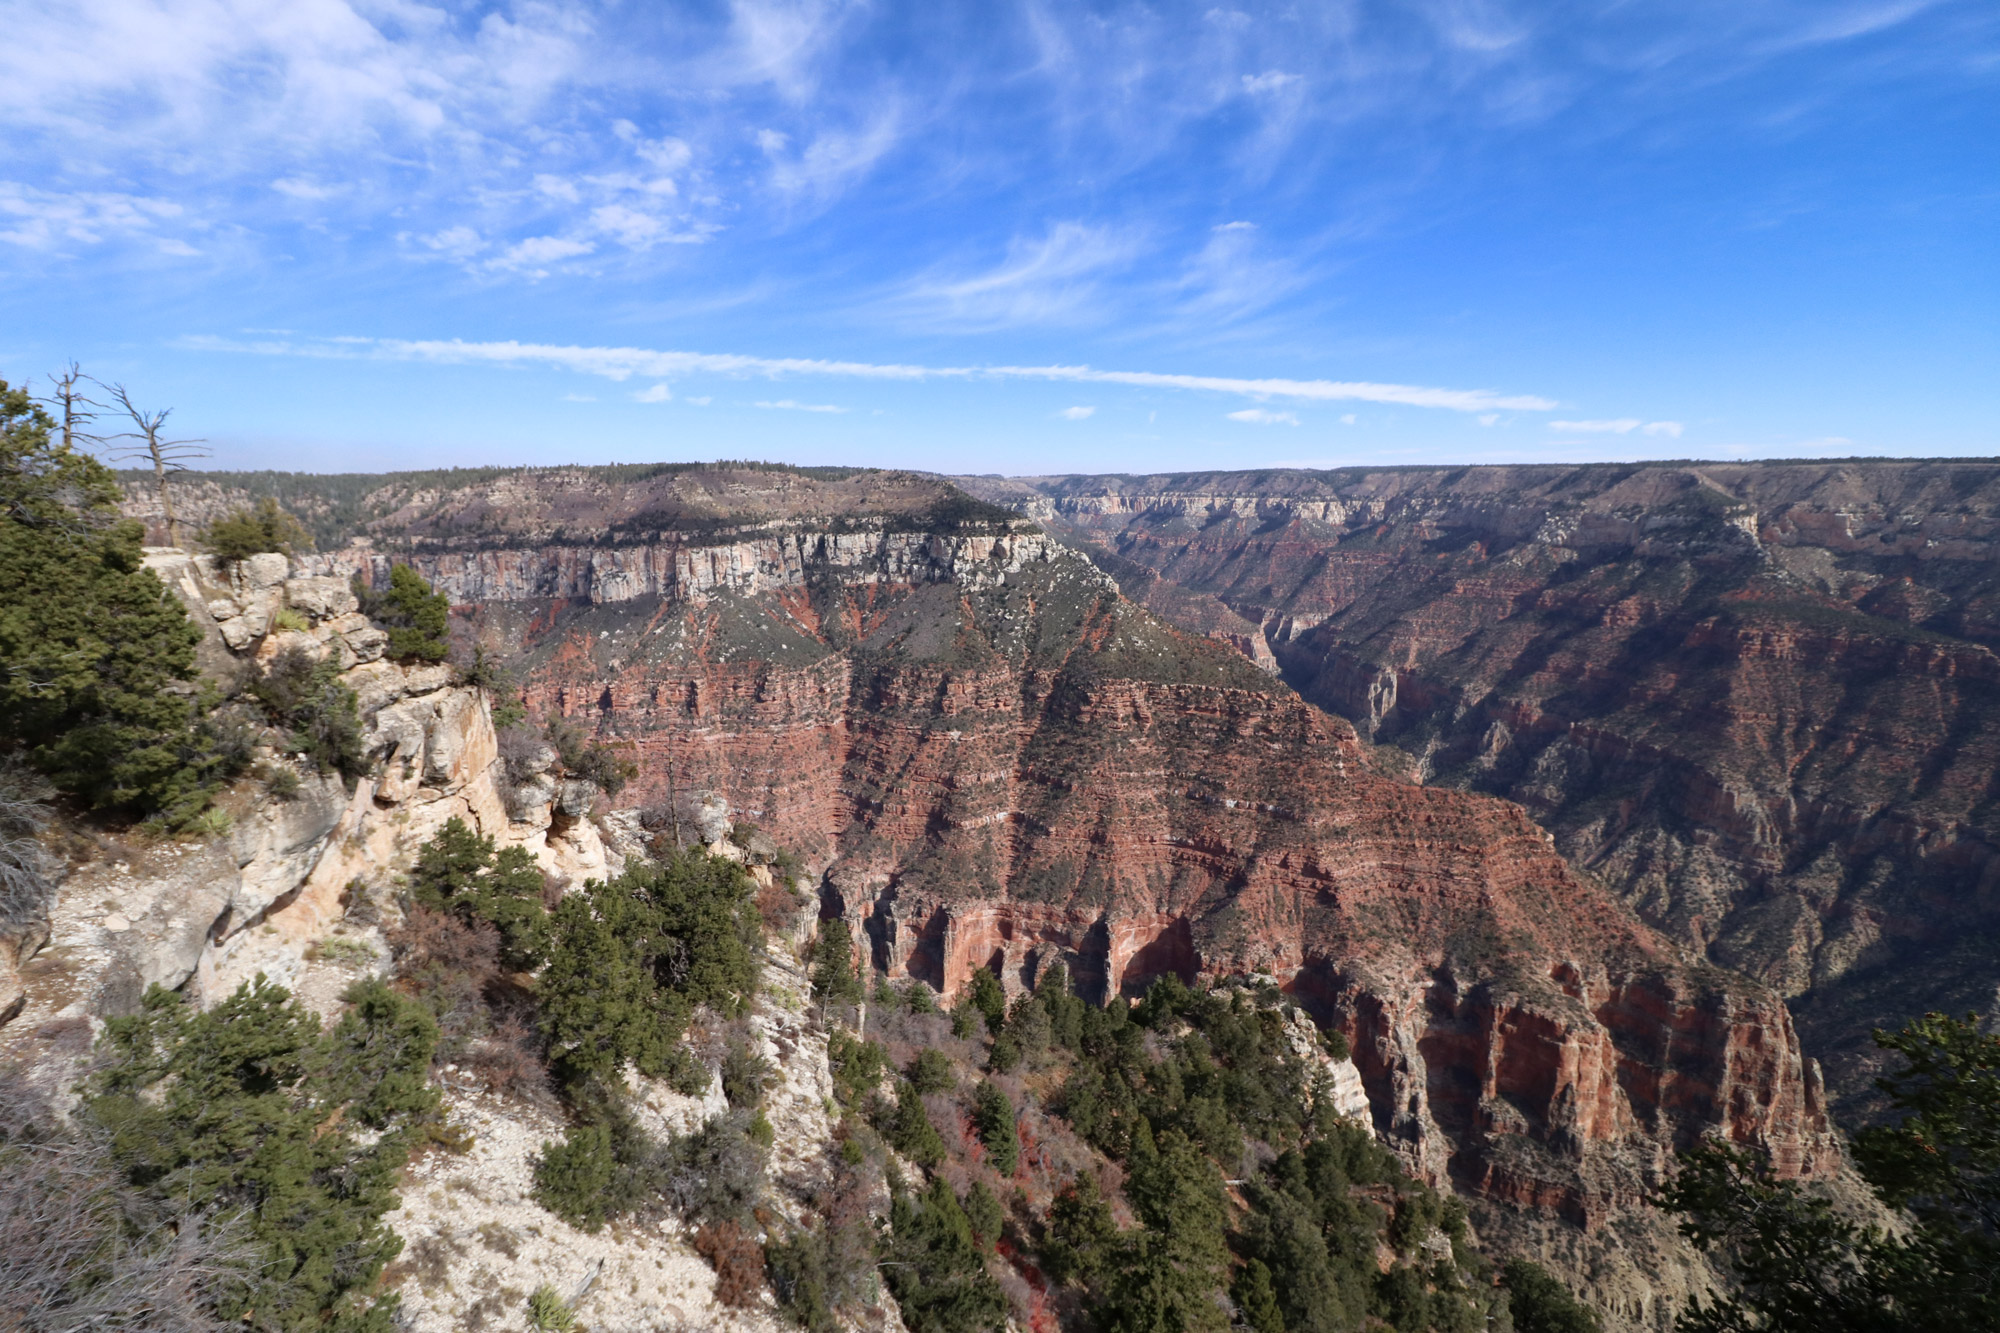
[106,383,208,547]
[35,361,109,453]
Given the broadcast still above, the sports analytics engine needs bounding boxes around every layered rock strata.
[960,463,2000,1115]
[201,466,1847,1255]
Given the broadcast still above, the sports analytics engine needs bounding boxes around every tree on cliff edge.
[0,377,213,823]
[1661,1011,1998,1331]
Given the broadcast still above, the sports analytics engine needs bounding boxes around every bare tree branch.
[34,362,111,455]
[104,384,209,548]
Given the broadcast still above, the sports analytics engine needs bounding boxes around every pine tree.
[891,1079,947,1168]
[88,976,439,1332]
[883,1176,1008,1333]
[0,379,212,822]
[962,1179,1004,1252]
[1104,1127,1231,1333]
[1233,1259,1285,1333]
[1043,1171,1119,1287]
[973,1081,1019,1177]
[538,882,687,1086]
[811,917,864,1008]
[357,564,451,663]
[965,967,1006,1034]
[411,817,549,970]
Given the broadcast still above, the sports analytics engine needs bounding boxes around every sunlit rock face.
[958,462,2000,1118]
[272,463,1842,1236]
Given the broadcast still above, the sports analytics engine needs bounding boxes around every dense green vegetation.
[408,815,549,970]
[354,564,451,662]
[1662,1011,1999,1331]
[810,916,864,1007]
[788,961,1530,1333]
[200,497,310,567]
[529,849,766,1228]
[0,379,217,824]
[84,977,440,1332]
[245,646,366,783]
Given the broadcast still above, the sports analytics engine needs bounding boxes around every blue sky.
[1,0,1994,476]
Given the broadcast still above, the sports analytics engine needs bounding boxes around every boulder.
[556,779,601,819]
[284,575,359,621]
[692,793,732,845]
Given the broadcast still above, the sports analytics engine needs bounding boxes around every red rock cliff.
[268,465,1842,1237]
[959,462,2000,1117]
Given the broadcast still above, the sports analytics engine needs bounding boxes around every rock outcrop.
[0,550,632,1053]
[959,463,2000,1118]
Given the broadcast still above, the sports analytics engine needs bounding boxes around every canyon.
[108,462,1858,1322]
[956,462,2000,1121]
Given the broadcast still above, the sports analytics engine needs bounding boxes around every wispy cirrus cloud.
[1550,418,1684,437]
[1229,408,1301,426]
[756,398,847,413]
[888,221,1146,330]
[183,332,1561,413]
[0,182,194,252]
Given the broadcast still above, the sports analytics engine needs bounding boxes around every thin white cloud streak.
[1228,408,1300,426]
[1551,418,1642,433]
[1550,417,1684,436]
[184,333,1561,413]
[1057,406,1095,420]
[756,399,847,413]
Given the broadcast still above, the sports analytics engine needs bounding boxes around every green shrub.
[526,1283,576,1331]
[1502,1259,1600,1333]
[965,968,1006,1034]
[1,380,215,822]
[1043,1172,1118,1287]
[201,497,309,568]
[271,605,310,633]
[538,881,692,1087]
[410,817,549,971]
[355,564,451,663]
[537,850,757,1088]
[988,1033,1022,1074]
[544,713,636,795]
[828,1029,888,1109]
[87,975,439,1331]
[1233,1259,1284,1333]
[889,1080,947,1168]
[908,1047,955,1095]
[532,1121,619,1232]
[962,1179,1003,1252]
[247,647,367,782]
[1661,1012,2000,1332]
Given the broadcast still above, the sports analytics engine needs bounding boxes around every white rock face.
[284,575,359,620]
[226,771,350,925]
[1281,1005,1373,1122]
